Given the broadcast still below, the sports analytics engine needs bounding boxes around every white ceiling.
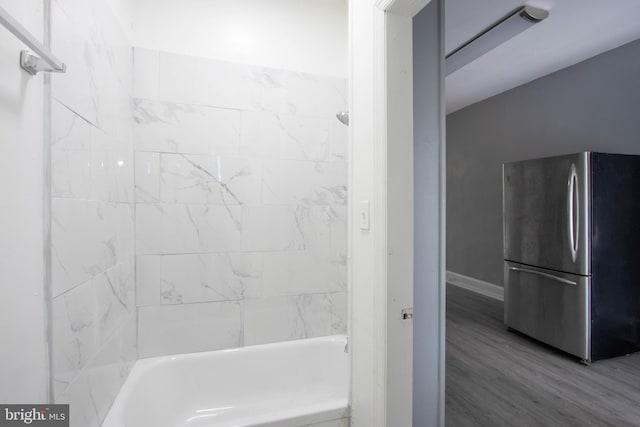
[445,0,640,113]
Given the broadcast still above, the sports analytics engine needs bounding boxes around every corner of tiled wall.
[49,0,136,425]
[132,47,349,358]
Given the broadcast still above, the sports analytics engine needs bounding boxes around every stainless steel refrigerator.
[503,152,640,363]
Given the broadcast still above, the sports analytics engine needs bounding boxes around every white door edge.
[349,1,443,426]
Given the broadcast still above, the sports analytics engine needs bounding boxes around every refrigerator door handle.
[568,163,579,263]
[508,266,578,286]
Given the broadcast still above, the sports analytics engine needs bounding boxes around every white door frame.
[349,0,444,426]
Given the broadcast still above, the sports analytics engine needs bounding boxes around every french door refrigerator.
[503,152,640,362]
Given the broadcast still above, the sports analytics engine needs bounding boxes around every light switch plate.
[359,200,370,230]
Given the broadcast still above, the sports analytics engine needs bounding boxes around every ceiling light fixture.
[445,6,549,76]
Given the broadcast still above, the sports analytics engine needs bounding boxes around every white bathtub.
[102,335,349,427]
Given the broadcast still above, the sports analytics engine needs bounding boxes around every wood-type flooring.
[446,284,640,427]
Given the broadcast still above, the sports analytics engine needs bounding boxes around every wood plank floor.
[446,284,640,427]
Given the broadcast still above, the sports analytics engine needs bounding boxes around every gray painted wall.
[447,38,640,287]
[413,0,445,425]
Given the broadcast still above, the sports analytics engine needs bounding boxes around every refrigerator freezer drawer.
[504,261,590,361]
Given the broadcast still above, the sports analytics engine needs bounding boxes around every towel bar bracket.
[20,51,66,75]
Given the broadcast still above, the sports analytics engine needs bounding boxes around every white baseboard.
[446,271,504,301]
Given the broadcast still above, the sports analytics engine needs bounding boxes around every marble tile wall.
[49,0,135,426]
[133,48,348,357]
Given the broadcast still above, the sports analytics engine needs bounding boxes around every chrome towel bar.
[0,5,66,75]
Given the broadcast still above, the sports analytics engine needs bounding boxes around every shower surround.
[49,0,135,426]
[44,2,347,422]
[133,48,348,357]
